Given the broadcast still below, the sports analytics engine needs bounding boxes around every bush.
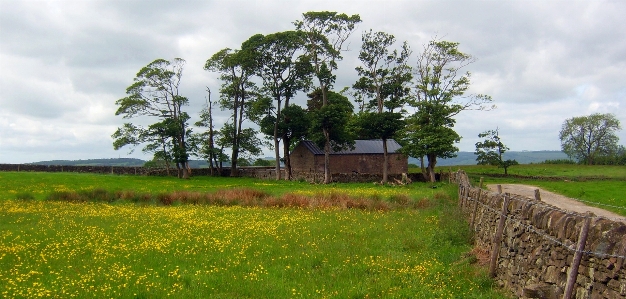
[46,191,85,202]
[15,192,35,200]
[539,159,576,164]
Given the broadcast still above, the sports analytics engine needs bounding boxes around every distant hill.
[26,158,277,168]
[28,158,215,168]
[27,151,569,168]
[408,151,569,167]
[29,158,146,167]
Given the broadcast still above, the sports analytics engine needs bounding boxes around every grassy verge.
[439,164,626,216]
[0,172,506,298]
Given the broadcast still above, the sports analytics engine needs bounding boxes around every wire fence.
[454,170,625,299]
[465,194,626,259]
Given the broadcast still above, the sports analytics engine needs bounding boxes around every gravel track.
[486,184,625,223]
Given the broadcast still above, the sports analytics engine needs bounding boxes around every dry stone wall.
[1,164,427,183]
[454,171,626,299]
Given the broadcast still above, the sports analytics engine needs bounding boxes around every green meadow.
[0,172,506,298]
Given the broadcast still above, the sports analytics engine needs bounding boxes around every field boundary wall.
[0,164,427,183]
[452,170,626,299]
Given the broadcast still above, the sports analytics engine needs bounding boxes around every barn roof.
[299,139,403,155]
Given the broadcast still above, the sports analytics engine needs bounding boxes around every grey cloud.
[1,0,625,163]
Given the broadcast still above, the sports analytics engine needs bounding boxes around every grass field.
[0,172,506,298]
[433,164,626,216]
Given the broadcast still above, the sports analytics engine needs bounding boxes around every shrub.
[15,191,35,201]
[540,159,575,164]
[46,191,85,202]
[80,188,115,203]
[156,193,174,206]
[389,194,410,205]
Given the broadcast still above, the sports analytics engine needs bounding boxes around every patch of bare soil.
[486,184,625,223]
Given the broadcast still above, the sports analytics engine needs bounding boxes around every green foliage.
[539,159,576,165]
[307,89,355,151]
[559,113,622,165]
[143,159,166,168]
[400,108,461,160]
[351,111,404,140]
[593,145,626,165]
[278,105,309,143]
[353,29,412,113]
[474,128,518,174]
[242,30,314,179]
[295,11,362,183]
[216,123,264,161]
[204,46,262,174]
[252,158,273,167]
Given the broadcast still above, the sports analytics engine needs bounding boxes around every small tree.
[475,128,518,175]
[307,89,355,156]
[353,29,412,183]
[188,91,225,176]
[205,46,260,176]
[243,31,312,180]
[113,58,191,179]
[402,38,493,182]
[295,11,362,183]
[559,113,622,165]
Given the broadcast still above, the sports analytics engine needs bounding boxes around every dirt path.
[486,184,625,223]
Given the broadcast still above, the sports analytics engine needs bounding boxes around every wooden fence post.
[534,189,542,201]
[461,185,472,208]
[471,177,484,228]
[497,184,502,194]
[489,193,510,278]
[563,212,592,299]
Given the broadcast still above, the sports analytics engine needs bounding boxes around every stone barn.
[290,139,408,175]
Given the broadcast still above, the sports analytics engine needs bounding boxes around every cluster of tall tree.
[112,11,494,182]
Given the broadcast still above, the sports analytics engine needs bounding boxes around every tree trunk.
[182,162,190,179]
[274,98,282,180]
[426,153,437,183]
[382,138,389,183]
[283,135,292,180]
[420,156,426,180]
[231,97,240,177]
[324,128,331,184]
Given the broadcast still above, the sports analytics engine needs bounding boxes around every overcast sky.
[1,0,625,164]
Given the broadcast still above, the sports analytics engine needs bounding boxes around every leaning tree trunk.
[283,135,292,180]
[426,153,437,183]
[176,163,182,179]
[181,162,190,179]
[274,98,282,180]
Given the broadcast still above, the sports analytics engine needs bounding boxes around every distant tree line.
[112,11,494,182]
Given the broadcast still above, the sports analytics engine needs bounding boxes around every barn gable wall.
[290,141,408,175]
